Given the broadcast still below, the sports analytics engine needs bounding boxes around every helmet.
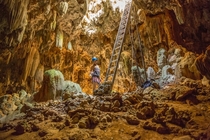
[92,57,97,61]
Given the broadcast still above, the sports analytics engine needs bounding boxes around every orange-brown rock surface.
[0,80,210,140]
[0,0,209,94]
[0,0,210,139]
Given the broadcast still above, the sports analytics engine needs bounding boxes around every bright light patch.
[110,0,125,11]
[81,0,127,35]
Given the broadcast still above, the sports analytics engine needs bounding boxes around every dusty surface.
[0,78,210,140]
[0,0,210,94]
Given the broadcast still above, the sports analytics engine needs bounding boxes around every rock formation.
[0,0,209,94]
[0,0,210,139]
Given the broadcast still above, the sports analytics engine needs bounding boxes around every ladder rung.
[109,66,116,70]
[118,32,124,37]
[120,27,125,30]
[111,59,118,63]
[118,35,124,40]
[115,46,121,50]
[108,74,114,77]
[118,30,125,37]
[104,0,131,88]
[113,53,119,57]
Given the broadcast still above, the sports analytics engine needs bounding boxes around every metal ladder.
[104,0,132,91]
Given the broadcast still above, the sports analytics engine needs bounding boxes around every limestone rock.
[34,69,64,102]
[131,65,146,86]
[57,2,68,17]
[126,115,140,125]
[78,117,90,129]
[100,102,111,112]
[195,46,210,80]
[142,121,157,131]
[94,81,111,95]
[14,124,25,135]
[62,80,83,100]
[157,48,167,72]
[147,67,156,80]
[0,95,18,116]
[164,85,195,101]
[136,106,155,120]
[18,89,27,101]
[159,65,176,87]
[20,102,33,113]
[180,52,201,80]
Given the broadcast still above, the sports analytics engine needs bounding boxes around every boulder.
[34,69,83,102]
[164,85,195,101]
[78,117,90,129]
[131,65,146,86]
[94,81,112,95]
[0,95,18,116]
[62,80,83,100]
[126,115,140,125]
[180,52,201,80]
[195,46,210,80]
[34,69,64,102]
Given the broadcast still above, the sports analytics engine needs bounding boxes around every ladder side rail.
[105,1,132,82]
[128,15,143,87]
[105,3,129,81]
[110,1,132,89]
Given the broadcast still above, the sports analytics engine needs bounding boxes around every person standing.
[90,57,101,93]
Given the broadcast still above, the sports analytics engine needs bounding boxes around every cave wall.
[0,0,209,95]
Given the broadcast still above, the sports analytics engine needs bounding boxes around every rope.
[128,10,143,87]
[133,6,147,81]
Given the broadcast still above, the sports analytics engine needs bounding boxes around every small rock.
[136,111,146,120]
[156,125,170,134]
[112,100,121,108]
[100,102,111,112]
[126,115,140,125]
[31,123,39,131]
[172,135,192,140]
[14,124,25,135]
[65,119,71,126]
[20,102,34,113]
[89,115,99,125]
[78,117,90,128]
[39,130,48,137]
[143,121,156,131]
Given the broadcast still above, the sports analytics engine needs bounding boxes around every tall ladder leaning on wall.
[104,0,132,91]
[104,0,147,92]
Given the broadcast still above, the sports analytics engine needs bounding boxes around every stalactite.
[45,4,51,15]
[56,29,64,48]
[17,18,27,43]
[22,47,40,84]
[68,42,73,50]
[57,1,68,17]
[2,0,29,32]
[50,11,57,31]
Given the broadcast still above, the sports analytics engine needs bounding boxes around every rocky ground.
[0,78,210,140]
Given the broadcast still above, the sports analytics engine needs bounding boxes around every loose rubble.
[0,78,210,140]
